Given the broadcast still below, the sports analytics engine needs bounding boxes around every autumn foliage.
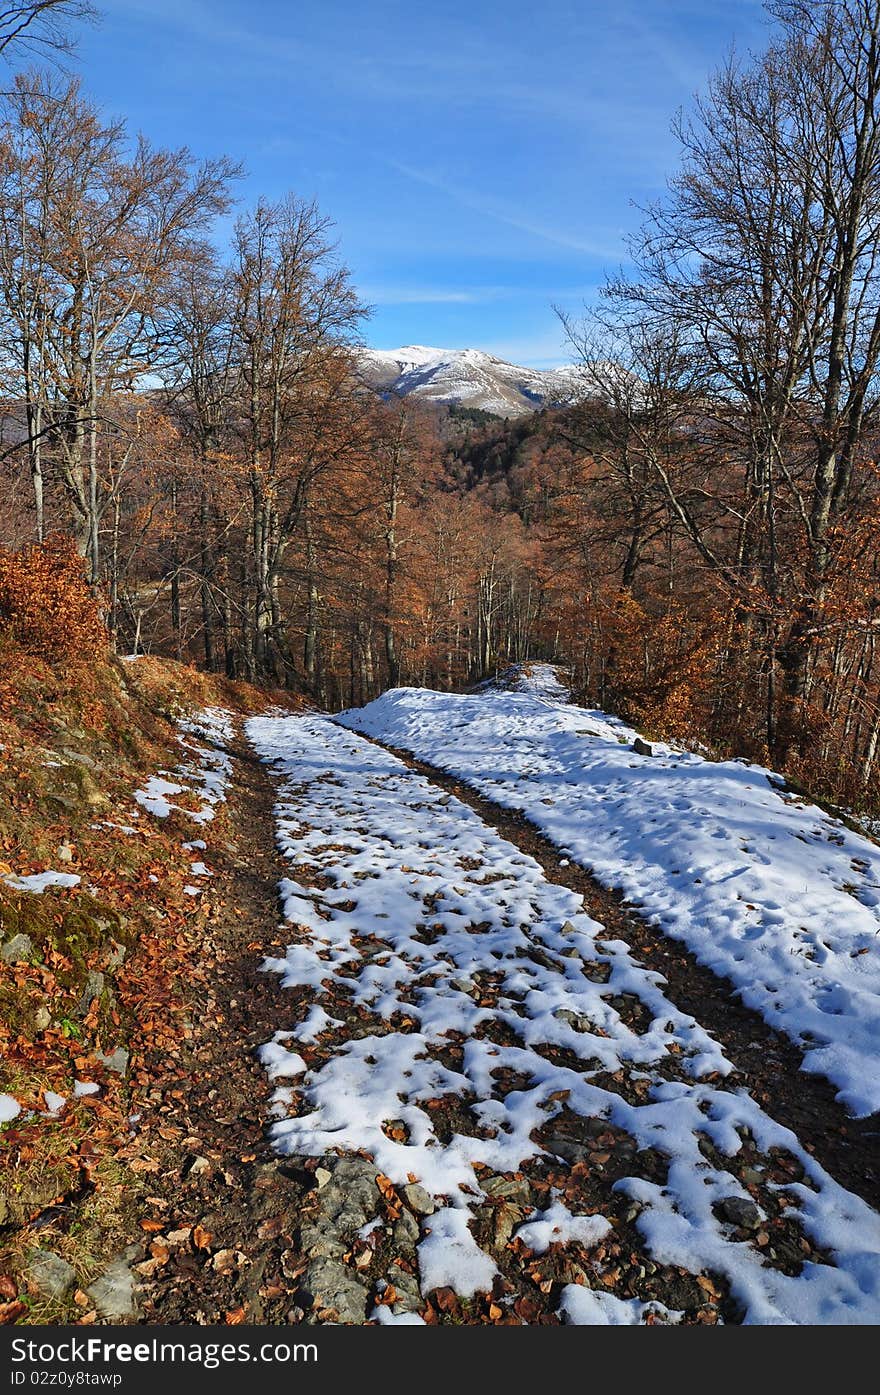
[0,535,106,664]
[0,532,107,664]
[5,3,880,823]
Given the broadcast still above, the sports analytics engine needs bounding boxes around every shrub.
[0,535,107,663]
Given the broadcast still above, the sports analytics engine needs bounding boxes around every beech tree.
[565,0,880,762]
[0,72,238,581]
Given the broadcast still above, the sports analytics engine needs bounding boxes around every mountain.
[358,345,587,418]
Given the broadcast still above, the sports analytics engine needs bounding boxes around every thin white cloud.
[362,287,487,306]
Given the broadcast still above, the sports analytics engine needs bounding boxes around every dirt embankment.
[0,649,293,1325]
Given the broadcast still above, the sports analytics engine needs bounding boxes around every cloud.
[362,286,490,306]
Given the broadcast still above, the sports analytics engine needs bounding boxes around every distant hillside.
[359,345,588,418]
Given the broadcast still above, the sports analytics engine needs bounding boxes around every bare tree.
[0,72,238,581]
[229,196,366,679]
[566,0,880,759]
[0,2,97,58]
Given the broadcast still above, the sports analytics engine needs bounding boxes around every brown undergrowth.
[0,614,297,1324]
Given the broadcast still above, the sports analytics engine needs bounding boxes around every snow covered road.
[247,711,880,1325]
[339,671,880,1118]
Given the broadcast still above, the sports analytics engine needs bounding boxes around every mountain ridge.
[359,344,586,418]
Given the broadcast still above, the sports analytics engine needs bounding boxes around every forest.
[3,0,880,818]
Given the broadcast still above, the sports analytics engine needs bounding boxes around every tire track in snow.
[249,713,880,1325]
[367,735,880,1216]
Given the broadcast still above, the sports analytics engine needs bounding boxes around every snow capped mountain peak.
[358,344,586,418]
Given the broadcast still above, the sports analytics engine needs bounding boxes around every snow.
[73,1080,100,1097]
[559,1287,682,1325]
[258,1038,308,1081]
[3,870,81,893]
[133,707,234,825]
[374,1308,427,1325]
[360,345,588,418]
[514,1200,611,1254]
[0,1094,20,1122]
[417,1207,498,1298]
[339,677,880,1118]
[249,710,880,1324]
[134,775,184,818]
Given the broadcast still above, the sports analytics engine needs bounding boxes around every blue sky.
[73,0,771,366]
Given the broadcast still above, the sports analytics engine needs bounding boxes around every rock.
[489,1200,527,1250]
[402,1183,435,1216]
[56,843,75,864]
[86,1259,138,1320]
[102,940,127,972]
[392,1211,421,1252]
[314,1167,332,1190]
[34,1006,51,1031]
[298,1224,347,1261]
[77,970,105,1016]
[166,1228,194,1246]
[560,921,578,936]
[1,1168,73,1225]
[740,1166,763,1187]
[718,1195,762,1230]
[61,749,97,770]
[96,1046,128,1076]
[313,1158,381,1230]
[385,1261,422,1315]
[1,933,33,965]
[482,1175,532,1205]
[300,1257,369,1324]
[552,1007,592,1033]
[632,737,654,757]
[26,1250,77,1301]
